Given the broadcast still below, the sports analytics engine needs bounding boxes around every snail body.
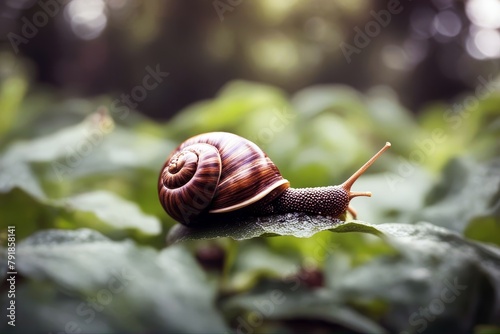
[158,132,390,227]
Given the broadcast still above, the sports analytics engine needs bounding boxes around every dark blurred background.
[1,0,499,120]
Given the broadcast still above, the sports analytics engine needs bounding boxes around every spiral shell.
[158,132,290,226]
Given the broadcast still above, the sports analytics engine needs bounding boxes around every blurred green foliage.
[1,57,500,333]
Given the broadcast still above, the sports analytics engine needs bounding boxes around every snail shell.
[158,132,289,225]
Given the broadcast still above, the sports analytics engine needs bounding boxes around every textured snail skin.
[188,186,349,225]
[268,186,349,218]
[159,132,389,227]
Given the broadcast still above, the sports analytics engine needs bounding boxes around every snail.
[158,132,391,227]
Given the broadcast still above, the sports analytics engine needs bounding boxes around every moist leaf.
[3,228,228,333]
[167,213,343,244]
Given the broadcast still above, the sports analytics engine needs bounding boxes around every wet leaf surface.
[1,229,228,333]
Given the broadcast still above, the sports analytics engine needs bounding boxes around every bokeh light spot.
[432,10,462,37]
[466,0,500,29]
[65,0,108,40]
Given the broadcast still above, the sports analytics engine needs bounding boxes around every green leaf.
[0,188,46,240]
[415,157,500,233]
[222,281,387,334]
[167,80,289,137]
[219,220,500,332]
[364,86,421,151]
[226,240,301,292]
[324,222,500,333]
[1,107,171,183]
[291,84,366,119]
[0,185,161,236]
[2,228,228,333]
[48,127,171,181]
[58,191,161,235]
[464,216,500,247]
[0,108,115,200]
[0,161,46,199]
[1,108,114,165]
[166,213,343,244]
[166,213,400,244]
[0,54,28,136]
[0,107,165,235]
[349,167,434,225]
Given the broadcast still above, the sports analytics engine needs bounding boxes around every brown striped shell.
[158,132,290,226]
